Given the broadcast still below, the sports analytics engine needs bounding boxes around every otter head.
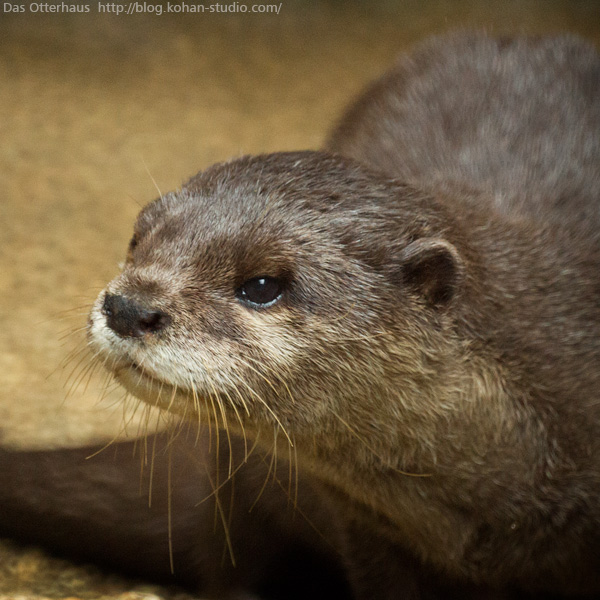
[88,151,465,472]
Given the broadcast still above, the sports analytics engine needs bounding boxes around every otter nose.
[102,294,171,338]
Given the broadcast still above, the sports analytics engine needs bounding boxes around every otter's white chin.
[114,363,195,417]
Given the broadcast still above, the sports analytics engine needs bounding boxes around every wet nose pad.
[102,293,172,338]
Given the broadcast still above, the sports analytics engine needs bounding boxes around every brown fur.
[2,32,600,599]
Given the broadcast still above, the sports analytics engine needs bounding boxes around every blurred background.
[1,0,599,596]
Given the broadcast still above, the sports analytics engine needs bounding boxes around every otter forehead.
[138,152,403,237]
[130,151,427,278]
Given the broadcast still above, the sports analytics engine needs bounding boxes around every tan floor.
[1,0,599,597]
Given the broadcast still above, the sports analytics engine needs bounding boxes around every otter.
[1,32,599,599]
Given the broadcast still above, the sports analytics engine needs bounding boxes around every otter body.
[1,33,599,599]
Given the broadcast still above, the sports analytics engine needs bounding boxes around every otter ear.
[397,238,464,308]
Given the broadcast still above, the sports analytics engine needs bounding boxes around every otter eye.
[237,276,283,308]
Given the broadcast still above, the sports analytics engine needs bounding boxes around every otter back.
[328,33,600,231]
